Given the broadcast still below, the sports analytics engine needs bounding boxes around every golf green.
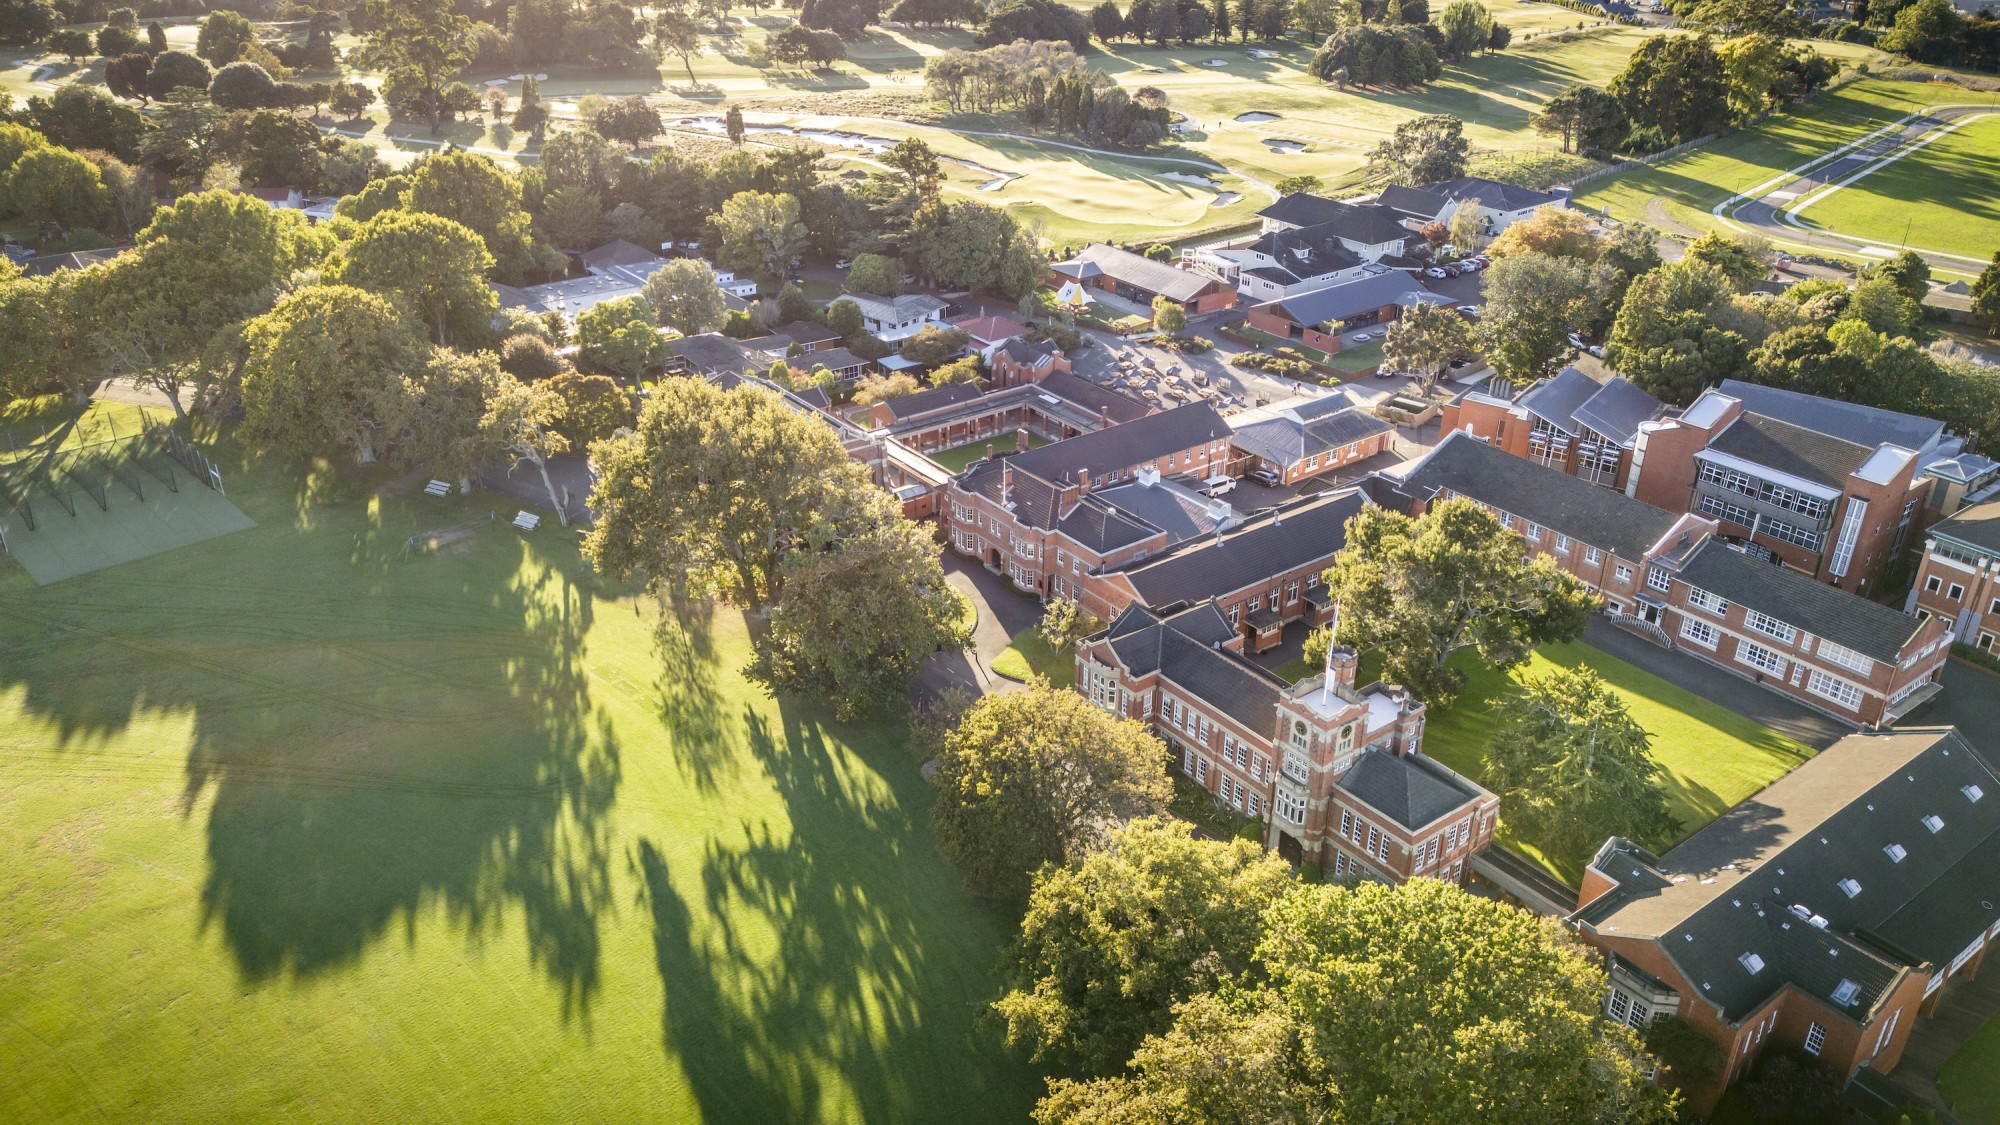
[0,438,1038,1122]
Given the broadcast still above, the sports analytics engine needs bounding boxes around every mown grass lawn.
[992,626,1075,689]
[0,425,1038,1122]
[1939,1010,2000,1123]
[1368,643,1813,884]
[1796,113,2000,257]
[926,433,1050,475]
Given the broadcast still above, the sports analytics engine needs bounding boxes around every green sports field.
[1394,642,1815,884]
[0,429,1039,1122]
[1792,112,2000,261]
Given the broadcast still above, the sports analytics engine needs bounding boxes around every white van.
[1202,475,1236,497]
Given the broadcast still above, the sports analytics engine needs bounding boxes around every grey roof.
[1672,538,1925,663]
[1100,603,1289,732]
[800,347,868,374]
[1261,274,1452,328]
[672,333,756,374]
[1572,376,1665,447]
[1229,408,1392,468]
[1932,497,2000,556]
[880,381,984,420]
[1399,432,1682,562]
[1256,195,1414,246]
[969,402,1228,490]
[999,338,1061,367]
[845,292,948,324]
[1338,748,1483,830]
[1245,222,1364,283]
[19,245,130,276]
[1115,489,1368,606]
[581,238,662,271]
[1376,183,1453,221]
[1058,245,1215,303]
[1415,176,1566,213]
[1576,728,2000,1023]
[1718,379,1946,454]
[1094,481,1231,547]
[1516,367,1601,437]
[1706,413,1873,489]
[775,319,841,345]
[1038,370,1152,424]
[1055,495,1162,553]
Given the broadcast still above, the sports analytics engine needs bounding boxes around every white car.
[1424,267,1449,279]
[1459,259,1483,272]
[1455,304,1479,316]
[835,258,852,269]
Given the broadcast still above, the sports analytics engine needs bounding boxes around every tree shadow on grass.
[0,466,623,1023]
[634,696,1035,1123]
[652,592,733,794]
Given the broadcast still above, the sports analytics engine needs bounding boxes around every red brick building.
[1439,366,1666,491]
[1243,273,1453,355]
[1392,433,1950,728]
[1572,727,2000,1116]
[942,403,1234,595]
[1077,602,1498,880]
[1224,391,1395,486]
[1627,381,1947,595]
[987,338,1070,387]
[1908,497,2000,655]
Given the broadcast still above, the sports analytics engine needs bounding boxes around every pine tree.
[1211,0,1232,39]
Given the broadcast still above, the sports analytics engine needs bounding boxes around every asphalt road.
[1724,104,1995,273]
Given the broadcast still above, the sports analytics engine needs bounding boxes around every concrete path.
[1582,617,1849,750]
[911,552,1041,707]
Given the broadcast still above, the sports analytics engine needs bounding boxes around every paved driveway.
[912,552,1042,706]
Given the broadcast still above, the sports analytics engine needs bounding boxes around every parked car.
[1248,467,1281,487]
[1459,259,1483,272]
[1425,267,1449,279]
[1441,265,1463,278]
[1201,475,1236,497]
[1567,332,1590,351]
[1351,331,1374,342]
[1455,304,1479,317]
[835,258,852,269]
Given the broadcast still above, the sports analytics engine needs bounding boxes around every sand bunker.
[1235,111,1279,123]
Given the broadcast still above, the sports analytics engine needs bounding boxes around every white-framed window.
[1365,825,1380,856]
[1646,566,1672,593]
[1804,1021,1827,1056]
[1497,512,1513,530]
[1182,745,1195,774]
[1950,583,1965,601]
[1926,575,1943,594]
[1524,523,1541,543]
[1584,546,1603,566]
[1806,670,1864,711]
[1816,640,1874,676]
[1745,610,1796,644]
[1736,640,1787,677]
[1276,789,1305,826]
[1686,587,1729,615]
[1340,808,1353,840]
[1056,549,1068,569]
[1679,617,1720,650]
[1873,1009,1902,1058]
[1615,564,1634,584]
[1282,750,1308,783]
[1248,792,1262,816]
[1554,534,1571,554]
[1253,753,1269,781]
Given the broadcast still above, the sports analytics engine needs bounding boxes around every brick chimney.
[1327,646,1358,690]
[1016,428,1030,453]
[1099,405,1111,428]
[1077,467,1090,491]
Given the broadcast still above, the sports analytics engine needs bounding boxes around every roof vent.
[1884,843,1908,863]
[1810,914,1829,929]
[1790,904,1812,920]
[1838,878,1863,898]
[1965,784,1986,803]
[1832,980,1861,1006]
[1924,814,1945,833]
[1739,953,1766,975]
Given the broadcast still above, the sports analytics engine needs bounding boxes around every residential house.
[1909,497,2000,654]
[1377,176,1569,237]
[1393,432,1949,727]
[1049,245,1238,316]
[954,314,1029,356]
[845,292,949,342]
[1076,488,1365,650]
[1225,391,1395,485]
[789,346,869,382]
[1572,727,2000,1115]
[942,402,1234,594]
[988,338,1069,387]
[1440,366,1667,490]
[1078,603,1498,880]
[1254,195,1423,258]
[1244,273,1454,354]
[774,320,842,354]
[1628,382,1951,594]
[15,244,130,277]
[669,332,759,378]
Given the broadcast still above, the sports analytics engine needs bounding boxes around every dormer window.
[1838,878,1862,898]
[1923,815,1945,834]
[1884,843,1907,863]
[1739,953,1765,975]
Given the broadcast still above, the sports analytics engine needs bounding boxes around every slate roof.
[775,319,841,345]
[999,338,1061,368]
[966,402,1228,491]
[20,245,131,276]
[1705,413,1873,489]
[1576,728,2000,1023]
[1398,432,1681,562]
[880,381,984,420]
[1114,489,1368,606]
[1054,245,1215,303]
[1244,221,1364,283]
[1415,176,1567,213]
[800,347,868,374]
[1099,603,1289,731]
[1338,748,1483,831]
[1038,370,1152,425]
[1718,379,1946,454]
[1055,495,1162,553]
[1671,538,1926,662]
[1257,195,1414,246]
[1229,407,1392,468]
[1376,183,1454,221]
[846,292,948,324]
[1094,480,1232,546]
[1259,273,1452,328]
[1516,367,1601,436]
[672,333,757,375]
[1931,497,2000,556]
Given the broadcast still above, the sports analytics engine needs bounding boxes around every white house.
[1376,177,1570,237]
[844,292,949,342]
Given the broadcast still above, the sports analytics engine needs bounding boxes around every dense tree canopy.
[1367,114,1467,185]
[1321,499,1596,705]
[338,210,498,348]
[240,284,425,464]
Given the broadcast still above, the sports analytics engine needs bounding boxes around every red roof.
[953,315,1027,344]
